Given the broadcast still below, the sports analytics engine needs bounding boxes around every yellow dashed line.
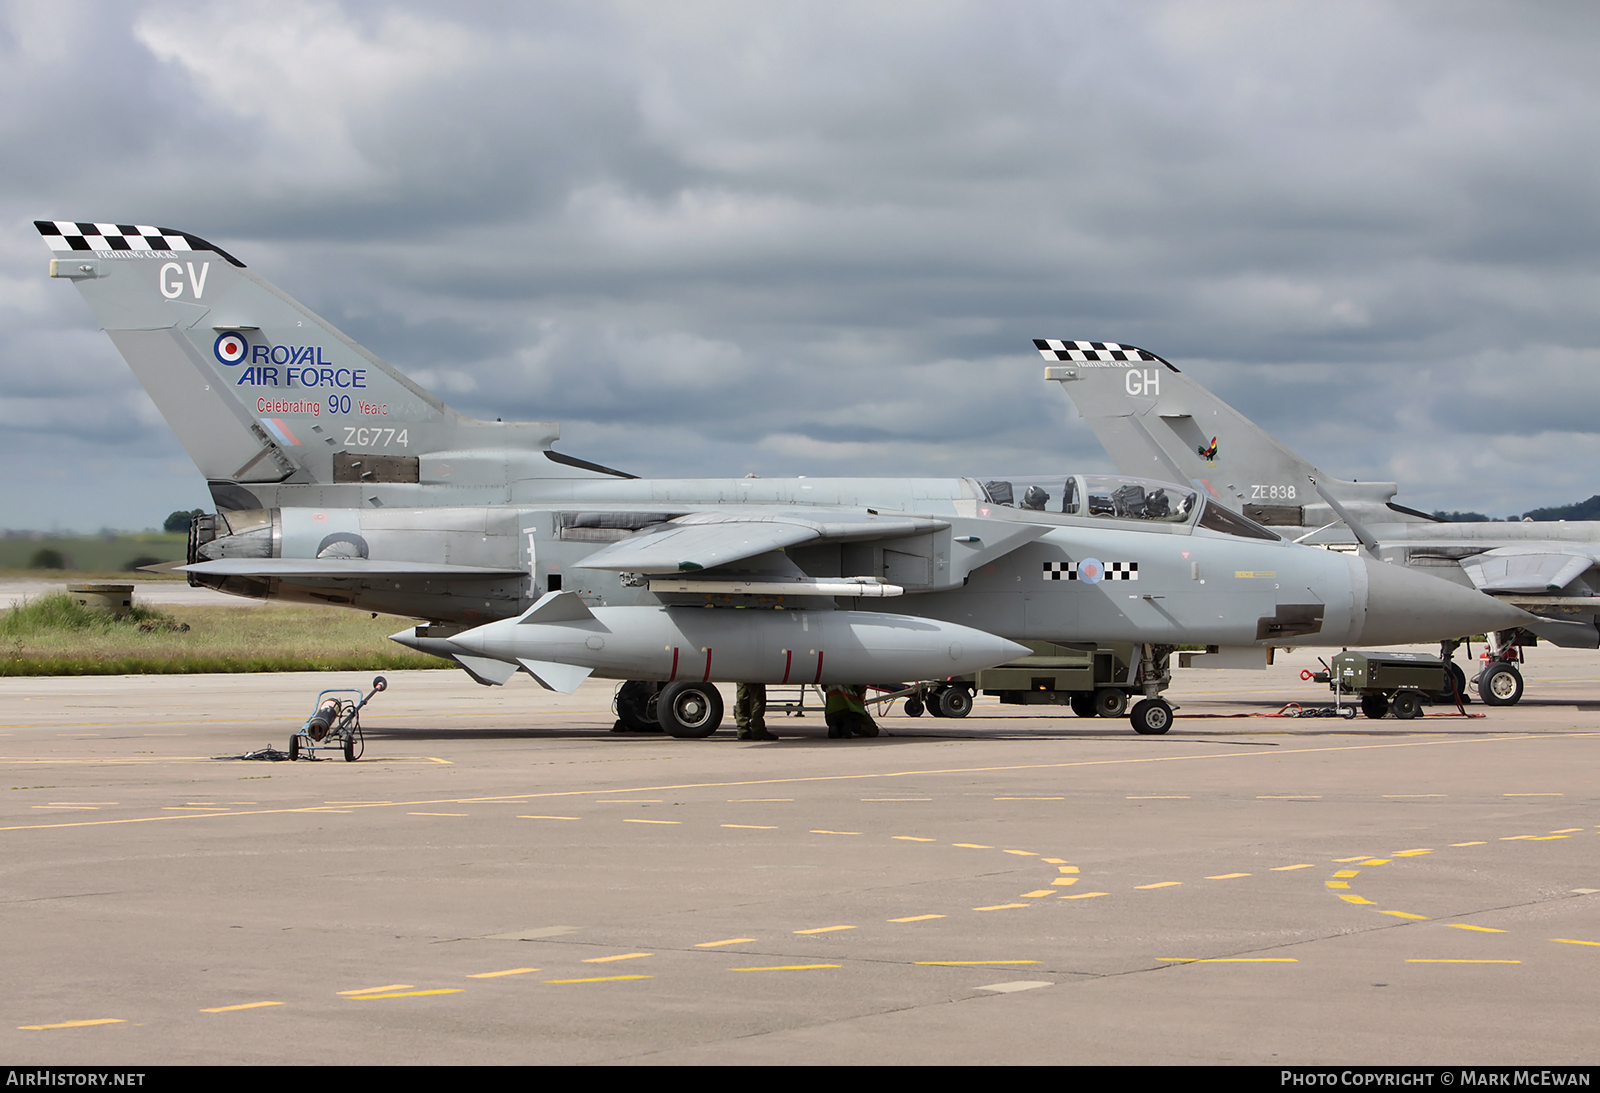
[1207,873,1251,880]
[1406,959,1519,964]
[1136,882,1182,890]
[794,925,855,935]
[915,960,1039,966]
[518,815,580,821]
[811,829,861,835]
[583,953,651,963]
[893,836,935,842]
[338,984,411,995]
[18,1019,125,1031]
[1272,864,1315,871]
[1360,859,1391,865]
[1379,911,1428,920]
[695,939,757,948]
[730,965,838,972]
[1160,958,1296,964]
[623,819,680,825]
[1021,890,1057,898]
[952,843,992,849]
[889,915,945,923]
[1447,925,1505,933]
[1334,856,1370,862]
[201,1001,283,1013]
[1051,878,1078,886]
[1451,842,1486,847]
[1060,892,1109,900]
[1393,849,1432,857]
[1339,894,1375,905]
[468,968,540,977]
[1326,882,1350,889]
[974,903,1030,911]
[1550,938,1600,947]
[722,824,776,829]
[544,975,652,984]
[348,989,463,1000]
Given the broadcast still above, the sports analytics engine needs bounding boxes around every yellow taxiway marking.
[730,798,792,802]
[995,797,1064,800]
[349,989,464,1000]
[730,965,838,972]
[811,829,860,835]
[1022,890,1057,898]
[1451,842,1487,847]
[1136,882,1182,890]
[582,953,652,963]
[952,843,992,849]
[201,1001,283,1013]
[468,968,540,978]
[1504,793,1562,796]
[1334,870,1361,878]
[915,960,1040,966]
[623,819,680,824]
[1057,865,1080,873]
[8,733,1559,833]
[1405,959,1520,964]
[1551,828,1584,834]
[1380,911,1429,920]
[1339,894,1375,905]
[889,915,945,923]
[601,799,663,803]
[1272,864,1315,871]
[1361,859,1392,865]
[1447,925,1506,933]
[544,975,652,984]
[1258,796,1320,800]
[1128,795,1191,799]
[163,806,230,811]
[519,815,580,821]
[1160,958,1296,964]
[18,1019,125,1030]
[1326,882,1350,889]
[1549,938,1600,947]
[862,798,931,801]
[795,925,855,935]
[974,903,1030,911]
[695,938,757,948]
[338,985,412,995]
[47,802,117,806]
[893,836,935,842]
[1041,858,1069,864]
[721,824,777,829]
[1334,856,1371,862]
[1003,849,1039,856]
[1061,892,1109,899]
[1051,878,1078,886]
[408,812,467,817]
[1384,794,1446,798]
[1393,849,1432,857]
[1207,873,1251,880]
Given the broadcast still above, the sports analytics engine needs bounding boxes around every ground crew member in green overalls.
[823,684,880,739]
[734,683,777,741]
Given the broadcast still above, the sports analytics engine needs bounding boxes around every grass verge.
[0,593,450,676]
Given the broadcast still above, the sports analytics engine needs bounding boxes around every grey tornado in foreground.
[34,222,1534,734]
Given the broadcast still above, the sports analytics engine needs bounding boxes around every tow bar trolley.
[291,676,387,761]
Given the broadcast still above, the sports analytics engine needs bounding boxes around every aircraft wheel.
[1361,694,1389,720]
[1093,688,1128,718]
[657,682,725,738]
[1069,692,1097,718]
[1391,691,1422,720]
[616,680,663,732]
[344,736,358,762]
[903,696,924,717]
[924,686,947,717]
[288,735,299,761]
[937,687,973,718]
[1129,699,1172,735]
[1479,663,1523,706]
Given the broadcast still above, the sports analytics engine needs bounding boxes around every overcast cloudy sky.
[3,0,1598,530]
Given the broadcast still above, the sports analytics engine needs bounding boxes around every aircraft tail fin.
[1037,339,1397,527]
[37,221,593,511]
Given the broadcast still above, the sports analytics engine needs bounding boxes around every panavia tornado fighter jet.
[34,222,1531,735]
[1040,338,1598,706]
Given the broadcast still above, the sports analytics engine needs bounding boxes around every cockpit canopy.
[977,475,1198,524]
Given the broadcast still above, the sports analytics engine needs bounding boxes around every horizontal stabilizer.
[1461,548,1597,593]
[574,510,949,574]
[179,558,526,578]
[453,654,520,687]
[517,658,594,693]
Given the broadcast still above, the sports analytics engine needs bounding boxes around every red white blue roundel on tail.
[213,331,247,365]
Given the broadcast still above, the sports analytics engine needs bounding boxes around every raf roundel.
[213,331,248,365]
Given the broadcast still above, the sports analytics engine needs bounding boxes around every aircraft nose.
[1356,556,1533,645]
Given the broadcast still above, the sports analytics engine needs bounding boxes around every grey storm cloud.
[3,0,1600,529]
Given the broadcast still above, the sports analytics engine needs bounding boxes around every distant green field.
[0,592,450,676]
[0,533,188,575]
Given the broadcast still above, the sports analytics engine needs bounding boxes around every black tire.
[343,736,357,762]
[1361,693,1389,720]
[1093,688,1128,718]
[1479,662,1523,706]
[903,696,924,717]
[1391,691,1421,720]
[616,680,663,732]
[924,686,946,717]
[657,682,725,738]
[938,687,973,718]
[1070,692,1097,718]
[288,735,300,761]
[1130,699,1173,735]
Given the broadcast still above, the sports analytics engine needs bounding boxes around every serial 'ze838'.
[37,221,1530,734]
